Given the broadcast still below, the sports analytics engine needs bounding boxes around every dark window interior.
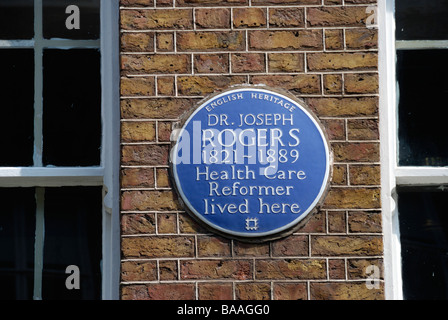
[396,0,448,40]
[0,49,35,167]
[0,1,34,40]
[398,187,448,300]
[397,49,448,166]
[42,49,101,166]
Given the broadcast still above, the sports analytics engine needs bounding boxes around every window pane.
[396,0,448,40]
[43,49,101,166]
[398,187,448,300]
[397,50,448,166]
[42,187,102,300]
[0,188,36,300]
[0,1,34,40]
[43,0,100,40]
[0,49,35,167]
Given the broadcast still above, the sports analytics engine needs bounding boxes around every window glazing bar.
[396,40,448,50]
[33,187,45,300]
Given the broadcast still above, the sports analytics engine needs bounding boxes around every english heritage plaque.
[170,87,331,241]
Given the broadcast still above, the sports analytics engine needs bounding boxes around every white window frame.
[0,0,120,300]
[379,0,448,300]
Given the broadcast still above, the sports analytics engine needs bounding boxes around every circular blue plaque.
[171,87,331,241]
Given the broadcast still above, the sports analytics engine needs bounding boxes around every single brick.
[231,53,265,73]
[194,54,229,74]
[156,32,174,52]
[176,0,248,6]
[121,167,155,188]
[256,259,326,280]
[121,144,169,166]
[307,52,377,71]
[233,8,267,28]
[180,259,253,280]
[331,164,347,185]
[325,29,344,50]
[348,211,382,233]
[323,188,381,209]
[347,119,379,141]
[268,53,304,73]
[121,121,156,142]
[157,77,175,96]
[121,260,157,282]
[344,73,379,94]
[177,75,246,96]
[233,241,270,257]
[121,190,181,211]
[177,31,245,51]
[310,282,384,300]
[347,258,384,280]
[345,28,378,49]
[323,74,342,94]
[311,235,383,256]
[328,259,346,279]
[321,119,345,141]
[120,9,193,30]
[249,30,323,51]
[271,235,309,256]
[251,74,320,94]
[307,6,371,27]
[121,77,155,96]
[121,32,154,52]
[121,235,195,258]
[198,283,233,300]
[349,164,381,186]
[121,98,198,120]
[157,213,177,234]
[273,283,307,300]
[156,167,171,187]
[306,97,378,117]
[235,283,271,300]
[197,235,232,257]
[159,260,178,280]
[269,8,304,28]
[122,283,195,300]
[121,54,191,74]
[332,142,380,162]
[120,0,154,6]
[328,211,346,233]
[252,0,320,4]
[121,213,156,235]
[195,8,230,29]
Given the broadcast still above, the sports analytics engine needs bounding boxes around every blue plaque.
[170,87,331,241]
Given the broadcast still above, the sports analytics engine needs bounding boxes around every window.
[380,0,448,300]
[0,0,120,300]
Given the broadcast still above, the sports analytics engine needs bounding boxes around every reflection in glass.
[43,0,100,40]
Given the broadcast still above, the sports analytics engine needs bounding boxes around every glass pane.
[396,0,448,40]
[43,0,100,40]
[42,187,102,300]
[398,187,448,300]
[397,50,448,166]
[0,188,36,300]
[0,49,35,167]
[0,0,34,40]
[43,49,101,166]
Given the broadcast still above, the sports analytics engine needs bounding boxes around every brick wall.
[119,0,383,300]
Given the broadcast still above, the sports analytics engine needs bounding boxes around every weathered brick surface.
[120,0,383,300]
